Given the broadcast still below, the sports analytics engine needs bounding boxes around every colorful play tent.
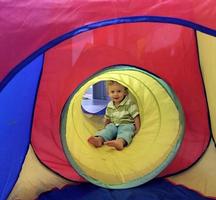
[0,1,216,200]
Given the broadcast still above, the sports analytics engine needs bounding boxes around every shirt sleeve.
[128,102,139,118]
[104,107,111,119]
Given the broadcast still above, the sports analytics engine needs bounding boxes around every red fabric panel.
[31,23,210,180]
[1,1,216,80]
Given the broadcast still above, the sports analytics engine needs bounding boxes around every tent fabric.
[7,146,72,200]
[37,178,214,200]
[61,66,184,188]
[1,1,216,81]
[0,55,43,200]
[7,140,216,200]
[31,22,210,180]
[0,1,216,199]
[167,140,216,197]
[81,99,108,116]
[197,32,216,144]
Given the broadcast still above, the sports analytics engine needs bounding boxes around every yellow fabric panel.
[65,69,181,186]
[197,32,216,142]
[8,146,71,200]
[168,139,216,197]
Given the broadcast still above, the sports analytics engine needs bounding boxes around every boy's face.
[108,83,127,105]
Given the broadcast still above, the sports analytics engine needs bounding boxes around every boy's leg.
[116,124,135,145]
[104,124,135,150]
[88,124,117,147]
[95,123,118,142]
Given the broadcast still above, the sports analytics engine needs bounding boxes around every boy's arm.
[134,115,140,134]
[128,100,140,134]
[104,118,111,127]
[104,106,111,127]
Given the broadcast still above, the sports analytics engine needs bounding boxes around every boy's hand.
[134,115,141,135]
[134,128,139,135]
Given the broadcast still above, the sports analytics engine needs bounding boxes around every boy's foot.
[88,136,104,148]
[104,139,126,151]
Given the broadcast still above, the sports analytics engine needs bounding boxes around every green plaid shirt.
[105,95,139,126]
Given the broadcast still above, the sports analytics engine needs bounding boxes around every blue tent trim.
[37,178,214,200]
[1,15,216,91]
[0,55,44,200]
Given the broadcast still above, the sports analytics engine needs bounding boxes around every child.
[88,80,140,151]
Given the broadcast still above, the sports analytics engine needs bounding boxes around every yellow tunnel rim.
[61,65,185,189]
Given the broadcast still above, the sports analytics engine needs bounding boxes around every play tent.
[0,1,216,199]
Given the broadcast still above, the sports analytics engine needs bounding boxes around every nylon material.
[37,178,213,200]
[1,1,216,81]
[68,94,157,184]
[197,32,216,144]
[168,140,216,197]
[63,68,183,187]
[7,146,72,200]
[31,23,209,180]
[0,1,214,197]
[0,55,43,200]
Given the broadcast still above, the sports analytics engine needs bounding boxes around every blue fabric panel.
[0,55,43,200]
[37,178,213,200]
[81,99,109,116]
[93,81,107,100]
